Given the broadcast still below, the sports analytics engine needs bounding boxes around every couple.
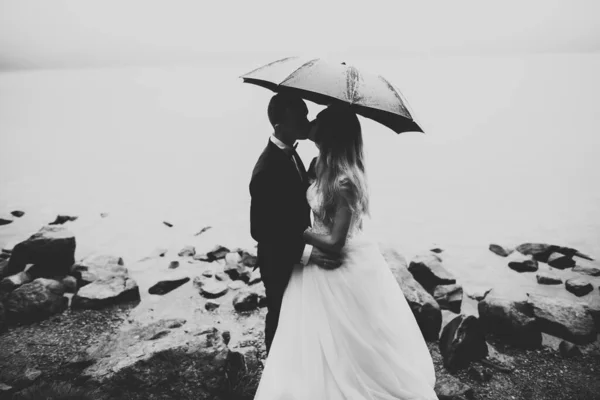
[249,94,437,399]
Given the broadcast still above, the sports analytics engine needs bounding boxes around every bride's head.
[311,105,369,223]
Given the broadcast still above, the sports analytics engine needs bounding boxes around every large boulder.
[478,294,542,348]
[82,324,239,398]
[381,245,442,341]
[439,314,488,371]
[527,294,597,345]
[565,278,593,297]
[4,278,68,322]
[3,226,76,278]
[71,275,140,310]
[0,271,33,299]
[71,254,126,286]
[408,253,456,292]
[433,284,463,314]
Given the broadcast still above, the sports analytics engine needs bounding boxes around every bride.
[254,105,438,400]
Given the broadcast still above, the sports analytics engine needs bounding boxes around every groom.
[250,93,340,353]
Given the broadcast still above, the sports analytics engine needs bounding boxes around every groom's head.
[268,93,310,141]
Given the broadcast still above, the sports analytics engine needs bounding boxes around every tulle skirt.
[254,235,438,400]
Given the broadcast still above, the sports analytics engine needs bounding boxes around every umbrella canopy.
[240,57,423,134]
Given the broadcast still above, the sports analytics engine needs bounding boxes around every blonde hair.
[314,105,369,225]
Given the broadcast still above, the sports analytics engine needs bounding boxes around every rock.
[194,226,212,236]
[194,277,229,299]
[100,212,109,218]
[489,244,514,257]
[10,210,25,218]
[0,216,14,225]
[547,253,575,270]
[478,294,542,348]
[225,252,242,266]
[536,273,562,285]
[206,245,230,261]
[221,330,231,345]
[430,248,444,254]
[559,341,582,358]
[249,268,262,285]
[573,265,600,276]
[162,221,173,227]
[465,286,492,301]
[61,275,78,293]
[439,314,488,371]
[434,374,473,400]
[0,271,33,298]
[251,281,267,307]
[224,263,252,283]
[83,325,232,395]
[178,246,196,257]
[139,248,168,261]
[586,300,600,331]
[233,290,259,312]
[215,272,228,281]
[71,254,126,286]
[381,245,442,341]
[468,364,493,382]
[49,214,78,225]
[168,261,180,269]
[516,243,593,262]
[527,293,597,345]
[0,382,12,393]
[71,275,140,310]
[239,251,258,269]
[0,258,8,277]
[205,300,220,311]
[202,270,214,278]
[5,278,68,322]
[228,281,246,290]
[3,226,76,278]
[565,278,593,297]
[481,343,516,372]
[508,256,538,272]
[167,319,186,329]
[408,253,456,292]
[148,277,190,295]
[433,284,463,313]
[193,253,211,262]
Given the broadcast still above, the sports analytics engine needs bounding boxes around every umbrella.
[240,56,423,134]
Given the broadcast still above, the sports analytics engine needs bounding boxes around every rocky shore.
[1,211,599,399]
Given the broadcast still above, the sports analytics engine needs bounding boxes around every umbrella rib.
[239,56,297,79]
[279,58,320,86]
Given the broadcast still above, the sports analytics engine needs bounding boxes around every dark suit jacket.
[250,140,311,276]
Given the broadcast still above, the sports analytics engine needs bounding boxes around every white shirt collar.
[270,134,295,151]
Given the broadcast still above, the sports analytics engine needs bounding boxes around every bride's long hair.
[314,105,370,225]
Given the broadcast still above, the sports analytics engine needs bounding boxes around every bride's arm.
[303,201,352,256]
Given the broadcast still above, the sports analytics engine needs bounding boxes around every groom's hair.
[267,93,304,128]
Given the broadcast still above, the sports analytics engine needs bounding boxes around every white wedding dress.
[254,182,438,400]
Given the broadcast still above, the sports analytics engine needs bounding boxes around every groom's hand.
[309,248,342,270]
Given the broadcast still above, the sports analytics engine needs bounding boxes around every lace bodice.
[306,181,363,239]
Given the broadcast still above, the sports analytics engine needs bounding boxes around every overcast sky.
[1,0,599,70]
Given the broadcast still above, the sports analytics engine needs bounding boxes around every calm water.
[1,53,599,307]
